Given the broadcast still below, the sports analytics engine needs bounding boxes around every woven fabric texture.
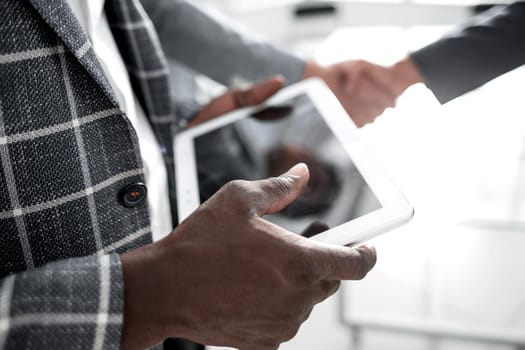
[0,0,175,348]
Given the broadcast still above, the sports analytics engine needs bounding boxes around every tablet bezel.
[174,78,413,246]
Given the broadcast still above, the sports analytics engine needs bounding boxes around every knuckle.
[221,179,251,201]
[244,89,259,105]
[322,280,341,297]
[330,281,341,296]
[264,341,280,349]
[218,180,259,214]
[268,317,303,343]
[234,88,258,107]
[223,179,249,193]
[255,335,280,349]
[300,306,314,323]
[232,89,247,107]
[281,324,301,342]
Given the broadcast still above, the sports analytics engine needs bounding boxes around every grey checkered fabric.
[105,0,182,224]
[0,0,306,348]
[0,0,175,348]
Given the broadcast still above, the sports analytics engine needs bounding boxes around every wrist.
[121,242,173,349]
[302,60,340,93]
[302,61,325,80]
[389,57,424,96]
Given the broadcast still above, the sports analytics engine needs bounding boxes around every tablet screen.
[194,94,381,235]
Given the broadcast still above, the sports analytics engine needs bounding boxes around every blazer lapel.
[104,0,174,125]
[26,0,120,107]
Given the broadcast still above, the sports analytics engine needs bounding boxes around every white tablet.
[174,78,413,246]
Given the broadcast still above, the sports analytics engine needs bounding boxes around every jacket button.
[122,183,148,208]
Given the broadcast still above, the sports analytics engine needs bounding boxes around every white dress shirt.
[66,0,173,242]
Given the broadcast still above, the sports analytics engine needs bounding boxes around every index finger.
[234,76,285,107]
[188,76,284,127]
[309,243,377,281]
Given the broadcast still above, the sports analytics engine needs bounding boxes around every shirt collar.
[66,0,106,37]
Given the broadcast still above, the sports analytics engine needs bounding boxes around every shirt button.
[122,183,148,208]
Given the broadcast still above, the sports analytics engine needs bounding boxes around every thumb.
[252,163,310,216]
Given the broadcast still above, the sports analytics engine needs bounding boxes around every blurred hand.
[303,57,423,127]
[188,76,285,127]
[121,163,377,350]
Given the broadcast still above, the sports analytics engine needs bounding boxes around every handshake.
[303,57,424,127]
[190,57,424,130]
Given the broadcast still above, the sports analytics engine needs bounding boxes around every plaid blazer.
[0,0,305,348]
[0,0,181,348]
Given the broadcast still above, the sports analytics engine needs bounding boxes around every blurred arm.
[320,1,525,126]
[410,1,525,104]
[141,0,306,87]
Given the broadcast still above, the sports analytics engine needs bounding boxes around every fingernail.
[274,74,286,83]
[281,163,308,179]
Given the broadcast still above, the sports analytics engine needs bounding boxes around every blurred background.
[172,1,525,349]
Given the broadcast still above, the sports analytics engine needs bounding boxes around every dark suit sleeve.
[410,1,525,104]
[0,254,124,350]
[140,0,305,87]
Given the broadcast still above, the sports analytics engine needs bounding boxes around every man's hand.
[303,57,424,127]
[121,163,377,350]
[188,76,285,128]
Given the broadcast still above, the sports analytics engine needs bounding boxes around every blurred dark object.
[251,105,293,122]
[472,4,507,15]
[301,221,330,238]
[163,338,204,350]
[196,126,256,202]
[294,2,337,18]
[266,145,340,217]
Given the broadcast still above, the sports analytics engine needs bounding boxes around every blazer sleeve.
[140,0,306,87]
[0,254,124,350]
[409,1,525,104]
